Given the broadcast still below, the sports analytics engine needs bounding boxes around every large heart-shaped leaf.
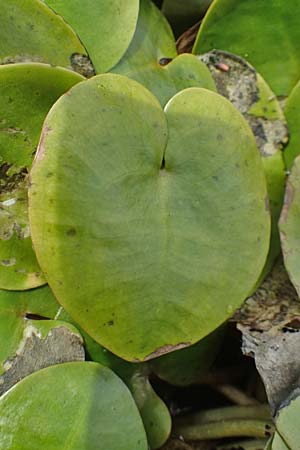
[193,0,300,96]
[0,63,84,290]
[279,156,300,297]
[111,0,215,106]
[44,0,139,73]
[29,74,270,361]
[0,0,88,72]
[0,361,148,450]
[284,80,300,169]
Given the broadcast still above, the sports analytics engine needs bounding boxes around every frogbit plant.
[1,1,300,449]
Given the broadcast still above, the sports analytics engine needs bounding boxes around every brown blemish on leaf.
[144,342,191,361]
[280,181,294,224]
[34,125,52,164]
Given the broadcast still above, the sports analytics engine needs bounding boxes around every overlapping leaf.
[0,63,83,290]
[0,362,148,450]
[0,0,86,70]
[193,0,300,96]
[279,156,300,297]
[112,0,216,106]
[44,0,139,73]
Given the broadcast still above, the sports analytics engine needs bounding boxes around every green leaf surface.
[162,0,212,37]
[111,0,216,105]
[0,63,84,290]
[0,361,148,450]
[0,285,61,374]
[279,156,300,297]
[193,0,300,96]
[127,371,171,449]
[44,0,139,73]
[275,394,300,450]
[150,327,223,386]
[0,0,86,71]
[284,80,300,169]
[268,433,290,450]
[29,74,270,361]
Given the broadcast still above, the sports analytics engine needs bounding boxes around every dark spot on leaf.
[66,228,76,237]
[159,57,173,66]
[25,313,50,320]
[1,258,16,267]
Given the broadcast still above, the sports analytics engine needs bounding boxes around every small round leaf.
[0,362,148,450]
[193,0,300,96]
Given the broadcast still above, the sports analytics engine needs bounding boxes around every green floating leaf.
[0,0,88,72]
[162,0,212,37]
[279,156,300,297]
[150,327,223,386]
[44,0,139,73]
[0,361,148,450]
[193,0,300,96]
[284,80,300,169]
[29,74,270,362]
[112,0,215,106]
[0,63,83,290]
